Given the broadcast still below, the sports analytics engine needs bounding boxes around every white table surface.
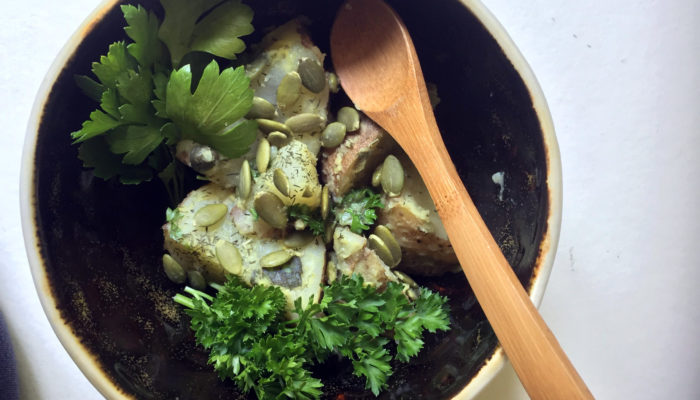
[2,0,698,399]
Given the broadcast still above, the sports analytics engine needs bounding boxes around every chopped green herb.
[174,274,450,399]
[165,207,184,240]
[288,204,326,236]
[336,188,384,234]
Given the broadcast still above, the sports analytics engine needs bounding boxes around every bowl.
[21,0,561,398]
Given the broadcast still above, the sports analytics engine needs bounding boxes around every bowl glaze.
[21,0,561,398]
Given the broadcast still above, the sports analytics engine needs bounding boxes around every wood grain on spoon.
[330,1,593,399]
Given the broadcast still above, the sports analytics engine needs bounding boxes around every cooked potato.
[377,153,460,276]
[163,184,325,310]
[321,115,396,199]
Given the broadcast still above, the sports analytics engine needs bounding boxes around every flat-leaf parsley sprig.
[174,274,451,399]
[72,0,256,204]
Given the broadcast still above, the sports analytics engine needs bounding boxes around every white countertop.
[1,0,698,399]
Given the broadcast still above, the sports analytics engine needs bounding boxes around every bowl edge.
[20,0,130,399]
[19,0,563,399]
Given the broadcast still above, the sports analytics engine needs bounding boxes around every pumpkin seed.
[256,138,271,174]
[321,185,330,219]
[368,234,395,267]
[187,270,207,290]
[276,71,302,110]
[374,225,401,267]
[324,220,336,244]
[284,231,315,248]
[327,259,337,282]
[254,191,288,229]
[189,143,216,172]
[247,96,276,119]
[371,164,383,187]
[380,155,404,196]
[298,58,326,93]
[260,249,294,269]
[328,72,340,93]
[273,169,290,197]
[239,160,252,199]
[194,203,228,227]
[256,118,291,135]
[321,122,346,148]
[394,270,417,288]
[162,254,186,284]
[285,113,325,133]
[215,240,243,275]
[267,131,289,147]
[337,107,360,132]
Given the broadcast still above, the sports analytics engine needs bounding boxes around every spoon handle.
[376,100,593,400]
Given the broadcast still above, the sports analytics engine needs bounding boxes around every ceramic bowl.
[21,0,561,398]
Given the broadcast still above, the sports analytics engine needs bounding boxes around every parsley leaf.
[336,188,384,234]
[288,204,327,236]
[121,4,166,68]
[165,207,184,240]
[165,61,256,158]
[159,0,254,67]
[174,274,451,399]
[71,7,171,188]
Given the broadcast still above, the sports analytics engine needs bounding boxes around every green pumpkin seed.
[284,231,315,248]
[187,270,207,290]
[328,72,340,93]
[215,240,243,275]
[297,58,326,93]
[380,155,404,196]
[337,107,360,132]
[371,164,383,187]
[321,122,346,148]
[374,225,401,267]
[162,254,186,284]
[324,220,336,244]
[247,97,276,119]
[326,259,337,282]
[394,270,417,288]
[277,71,302,110]
[254,191,288,229]
[239,160,252,199]
[267,131,289,147]
[194,203,228,227]
[256,138,271,174]
[285,113,325,133]
[321,185,330,219]
[273,169,290,197]
[261,249,294,269]
[368,234,395,267]
[256,118,291,135]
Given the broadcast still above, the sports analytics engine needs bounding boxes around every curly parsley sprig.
[174,274,451,399]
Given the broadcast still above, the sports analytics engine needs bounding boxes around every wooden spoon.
[330,1,592,399]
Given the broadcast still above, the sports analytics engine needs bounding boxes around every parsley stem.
[173,293,195,309]
[184,286,214,302]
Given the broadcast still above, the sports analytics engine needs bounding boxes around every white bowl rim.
[20,0,562,399]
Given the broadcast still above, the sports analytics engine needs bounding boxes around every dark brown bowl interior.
[30,0,549,398]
